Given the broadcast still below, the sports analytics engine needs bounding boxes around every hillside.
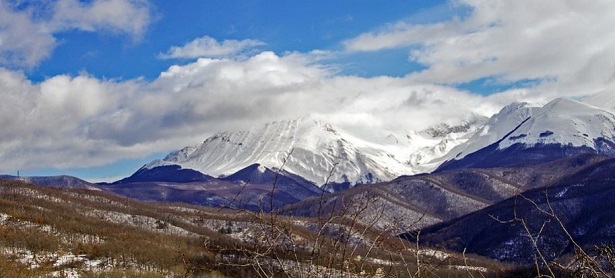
[405,156,615,267]
[0,178,509,277]
[283,154,610,233]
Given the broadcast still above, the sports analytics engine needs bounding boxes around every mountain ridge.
[142,116,485,187]
[434,98,615,171]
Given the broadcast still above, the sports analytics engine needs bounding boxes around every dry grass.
[0,178,519,277]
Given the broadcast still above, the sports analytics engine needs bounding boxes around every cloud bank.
[0,51,508,172]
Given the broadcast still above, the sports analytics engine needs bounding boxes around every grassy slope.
[0,178,514,277]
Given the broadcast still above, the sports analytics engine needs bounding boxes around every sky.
[1,0,615,181]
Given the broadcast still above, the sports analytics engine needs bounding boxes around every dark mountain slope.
[113,165,214,184]
[435,142,600,172]
[221,163,323,200]
[283,154,611,233]
[405,157,615,264]
[102,164,323,212]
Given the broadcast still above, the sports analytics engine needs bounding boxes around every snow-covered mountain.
[130,95,615,187]
[143,116,485,187]
[435,98,615,171]
[407,115,488,171]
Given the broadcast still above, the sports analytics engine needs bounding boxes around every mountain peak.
[435,96,615,171]
[143,117,407,187]
[541,97,598,115]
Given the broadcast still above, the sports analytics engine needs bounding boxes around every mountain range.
[132,96,615,188]
[142,116,486,188]
[5,92,615,270]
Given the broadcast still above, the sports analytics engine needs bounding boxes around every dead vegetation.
[0,177,515,277]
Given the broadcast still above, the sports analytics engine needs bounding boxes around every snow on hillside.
[146,116,484,186]
[582,90,615,113]
[432,98,615,165]
[499,98,615,148]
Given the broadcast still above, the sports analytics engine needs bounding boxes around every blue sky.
[31,0,450,81]
[2,0,615,181]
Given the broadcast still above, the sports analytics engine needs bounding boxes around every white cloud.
[0,2,56,67]
[0,51,509,173]
[344,0,615,96]
[51,0,153,38]
[0,0,153,67]
[159,36,266,59]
